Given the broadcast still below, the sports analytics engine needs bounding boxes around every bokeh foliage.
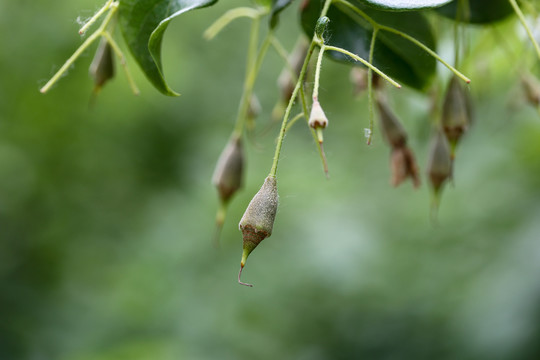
[1,0,540,359]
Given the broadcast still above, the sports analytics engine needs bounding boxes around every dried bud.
[427,130,452,195]
[441,76,472,149]
[89,38,115,91]
[521,73,540,107]
[277,38,309,102]
[238,176,279,287]
[390,146,421,188]
[212,135,244,204]
[376,96,407,149]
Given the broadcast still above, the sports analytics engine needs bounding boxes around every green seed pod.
[315,16,330,41]
[212,135,244,204]
[441,76,472,152]
[376,96,407,149]
[427,130,452,195]
[238,176,279,287]
[89,37,115,91]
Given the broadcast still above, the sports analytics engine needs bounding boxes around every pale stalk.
[40,3,119,93]
[324,45,401,88]
[509,0,540,60]
[79,0,114,35]
[334,0,471,84]
[366,29,378,145]
[204,7,262,40]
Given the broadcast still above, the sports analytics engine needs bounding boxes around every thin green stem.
[233,15,261,136]
[366,29,378,145]
[233,28,274,137]
[335,0,471,84]
[324,45,401,88]
[378,24,471,83]
[79,0,114,35]
[102,32,140,95]
[269,0,333,178]
[284,113,305,133]
[269,42,317,178]
[313,45,326,101]
[509,0,540,61]
[41,3,119,94]
[203,7,262,40]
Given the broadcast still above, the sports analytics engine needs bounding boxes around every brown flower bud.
[238,176,279,287]
[89,38,115,91]
[427,130,452,195]
[376,96,407,148]
[212,135,244,204]
[441,76,472,149]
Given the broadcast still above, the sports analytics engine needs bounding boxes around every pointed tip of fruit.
[238,264,253,287]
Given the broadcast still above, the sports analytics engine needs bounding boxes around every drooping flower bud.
[89,37,115,92]
[376,96,407,149]
[441,76,472,154]
[521,73,540,107]
[309,100,329,145]
[427,130,452,196]
[238,176,279,287]
[212,135,244,204]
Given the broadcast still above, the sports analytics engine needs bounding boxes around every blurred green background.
[2,1,540,359]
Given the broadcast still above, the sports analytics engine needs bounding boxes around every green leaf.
[359,0,454,11]
[301,0,437,90]
[270,0,293,28]
[119,0,218,96]
[436,0,514,24]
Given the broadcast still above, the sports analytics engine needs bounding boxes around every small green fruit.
[89,37,115,92]
[238,176,279,287]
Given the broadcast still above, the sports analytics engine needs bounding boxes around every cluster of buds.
[427,76,473,213]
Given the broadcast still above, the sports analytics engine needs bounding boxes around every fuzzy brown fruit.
[238,176,279,287]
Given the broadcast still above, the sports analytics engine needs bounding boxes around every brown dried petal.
[390,147,421,188]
